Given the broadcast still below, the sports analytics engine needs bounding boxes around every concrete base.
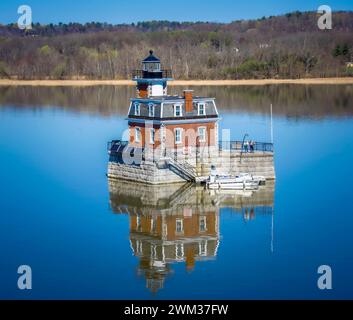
[107,150,275,185]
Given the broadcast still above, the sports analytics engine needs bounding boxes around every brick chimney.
[184,90,194,113]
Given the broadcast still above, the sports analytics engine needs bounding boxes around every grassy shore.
[0,78,353,86]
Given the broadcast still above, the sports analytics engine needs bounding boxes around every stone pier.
[107,146,275,184]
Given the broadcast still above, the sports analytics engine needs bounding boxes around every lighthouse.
[133,50,172,98]
[128,51,220,163]
[107,51,275,184]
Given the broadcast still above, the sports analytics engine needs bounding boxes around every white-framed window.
[150,128,155,144]
[162,223,168,237]
[151,217,157,233]
[176,219,184,233]
[199,240,207,256]
[136,215,141,230]
[135,127,141,143]
[199,216,207,232]
[198,127,207,142]
[175,128,182,145]
[148,103,155,117]
[174,104,182,117]
[198,103,206,116]
[134,102,140,116]
[175,243,184,260]
[136,240,143,254]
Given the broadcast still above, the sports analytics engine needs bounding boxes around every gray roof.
[143,50,160,63]
[128,96,218,119]
[131,95,215,102]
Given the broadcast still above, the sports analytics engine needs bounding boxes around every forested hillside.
[0,11,352,80]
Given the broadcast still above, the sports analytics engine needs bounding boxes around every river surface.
[0,84,353,299]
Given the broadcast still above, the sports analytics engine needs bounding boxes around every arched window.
[148,103,155,117]
[135,127,141,143]
[134,102,140,116]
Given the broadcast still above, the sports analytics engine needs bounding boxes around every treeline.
[0,11,352,80]
[1,85,352,118]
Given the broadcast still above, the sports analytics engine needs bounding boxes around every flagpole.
[270,104,274,144]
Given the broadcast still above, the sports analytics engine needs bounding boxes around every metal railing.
[132,69,173,79]
[164,149,196,181]
[107,140,129,154]
[108,140,274,158]
[219,141,274,153]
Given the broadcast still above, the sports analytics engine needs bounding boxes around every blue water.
[1,91,353,299]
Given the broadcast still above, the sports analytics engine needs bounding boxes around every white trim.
[199,216,207,232]
[175,243,184,260]
[212,100,219,116]
[127,117,221,125]
[127,101,133,115]
[198,126,207,142]
[135,127,141,143]
[199,240,208,256]
[176,218,184,233]
[160,102,164,118]
[174,128,183,145]
[149,128,155,144]
[148,103,155,117]
[198,102,206,116]
[151,217,157,232]
[174,104,183,117]
[134,102,140,116]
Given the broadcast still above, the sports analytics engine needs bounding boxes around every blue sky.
[0,0,352,24]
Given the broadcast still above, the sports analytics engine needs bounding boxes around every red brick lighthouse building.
[107,51,275,184]
[129,50,219,156]
[108,51,221,184]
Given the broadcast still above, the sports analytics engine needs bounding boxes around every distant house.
[259,43,270,49]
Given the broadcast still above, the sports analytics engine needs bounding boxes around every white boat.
[206,166,264,191]
[206,174,260,191]
[238,173,266,185]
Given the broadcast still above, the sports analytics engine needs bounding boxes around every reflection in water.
[108,180,275,293]
[0,84,352,118]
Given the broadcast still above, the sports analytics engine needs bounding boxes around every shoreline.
[0,78,353,86]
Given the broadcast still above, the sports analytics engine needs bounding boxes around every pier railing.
[108,140,129,154]
[132,69,173,79]
[108,140,274,157]
[219,141,274,153]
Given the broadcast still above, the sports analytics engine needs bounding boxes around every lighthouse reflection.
[108,180,275,293]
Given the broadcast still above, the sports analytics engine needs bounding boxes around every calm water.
[1,84,353,299]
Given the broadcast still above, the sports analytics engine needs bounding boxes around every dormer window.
[198,103,206,116]
[174,104,182,117]
[134,102,140,116]
[176,219,184,234]
[148,103,155,117]
[199,216,207,232]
